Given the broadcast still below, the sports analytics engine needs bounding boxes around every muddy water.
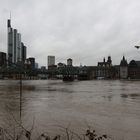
[0,80,140,139]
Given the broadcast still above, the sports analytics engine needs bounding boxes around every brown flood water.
[0,80,140,139]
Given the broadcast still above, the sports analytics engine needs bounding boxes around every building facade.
[120,56,128,79]
[28,57,35,70]
[128,60,140,79]
[97,56,112,79]
[48,56,55,67]
[0,52,6,67]
[67,58,73,66]
[21,42,27,62]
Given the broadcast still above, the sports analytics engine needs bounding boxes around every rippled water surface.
[0,80,140,139]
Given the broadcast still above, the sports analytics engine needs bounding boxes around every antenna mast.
[10,11,11,20]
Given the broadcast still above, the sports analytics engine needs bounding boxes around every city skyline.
[0,0,140,67]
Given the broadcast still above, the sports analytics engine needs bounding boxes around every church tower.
[120,56,128,79]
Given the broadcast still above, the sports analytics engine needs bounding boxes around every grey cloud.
[1,0,140,67]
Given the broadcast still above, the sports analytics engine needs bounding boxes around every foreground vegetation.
[0,125,109,140]
[0,114,110,140]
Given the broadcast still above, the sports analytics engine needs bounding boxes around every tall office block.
[7,19,13,65]
[17,33,21,62]
[13,29,17,63]
[21,42,27,62]
[7,19,25,65]
[48,56,55,67]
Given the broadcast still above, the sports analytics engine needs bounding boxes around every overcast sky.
[0,0,140,67]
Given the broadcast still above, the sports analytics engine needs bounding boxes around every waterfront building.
[128,60,140,79]
[98,56,112,67]
[113,65,120,79]
[97,56,112,79]
[24,57,35,70]
[78,66,95,80]
[24,59,31,70]
[41,66,46,70]
[120,56,128,79]
[67,58,73,66]
[0,52,6,67]
[47,56,56,77]
[28,57,35,70]
[35,63,39,69]
[57,62,66,68]
[56,63,66,79]
[48,56,55,67]
[21,42,27,62]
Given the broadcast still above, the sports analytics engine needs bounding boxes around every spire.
[7,12,12,27]
[120,56,128,66]
[107,55,112,64]
[10,11,11,21]
[7,19,11,27]
[123,55,125,60]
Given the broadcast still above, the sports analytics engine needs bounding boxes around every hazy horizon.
[1,0,140,67]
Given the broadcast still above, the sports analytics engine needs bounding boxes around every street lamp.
[6,60,24,121]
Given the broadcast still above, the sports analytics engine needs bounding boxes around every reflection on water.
[121,93,140,99]
[0,80,140,140]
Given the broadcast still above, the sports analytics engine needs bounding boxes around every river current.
[0,80,140,139]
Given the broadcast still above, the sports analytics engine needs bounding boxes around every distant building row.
[78,56,140,80]
[1,19,140,80]
[7,19,37,70]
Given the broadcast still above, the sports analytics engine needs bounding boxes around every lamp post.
[19,72,22,120]
[6,60,24,122]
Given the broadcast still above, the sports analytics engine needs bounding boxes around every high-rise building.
[48,56,55,67]
[21,42,27,62]
[17,33,21,62]
[7,19,13,65]
[7,19,25,65]
[13,29,17,63]
[0,52,6,67]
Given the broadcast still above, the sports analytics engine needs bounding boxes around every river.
[0,80,140,139]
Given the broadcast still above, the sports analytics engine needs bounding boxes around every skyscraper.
[48,56,57,72]
[7,19,13,65]
[7,19,25,65]
[17,33,21,62]
[48,56,55,67]
[21,42,27,62]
